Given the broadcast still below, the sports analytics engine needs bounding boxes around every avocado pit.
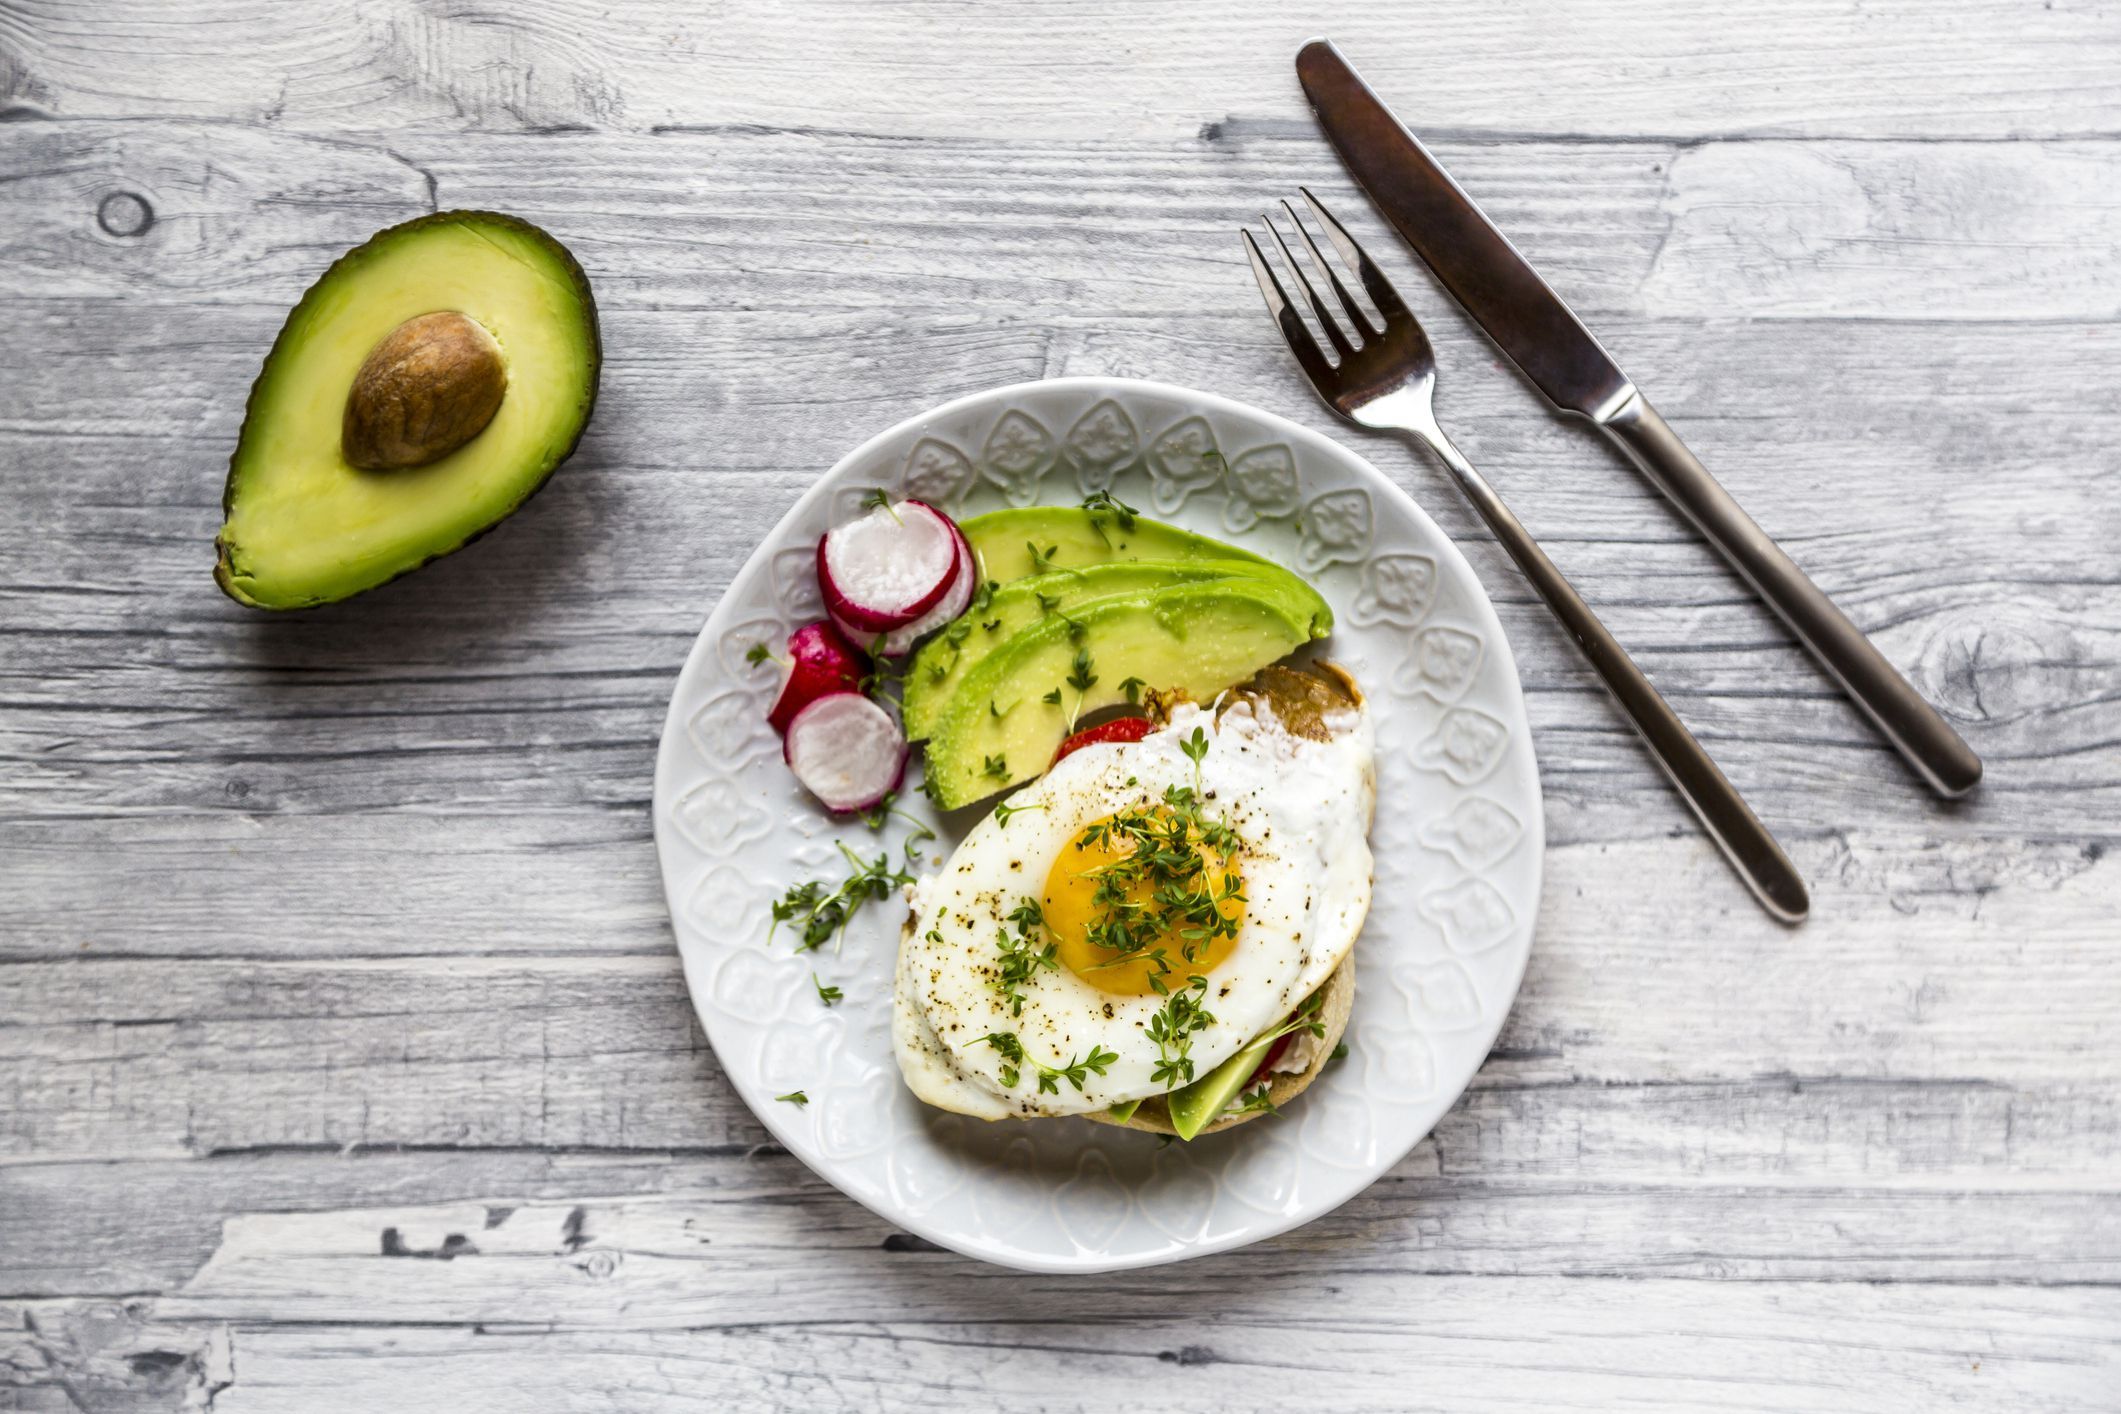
[342,310,507,471]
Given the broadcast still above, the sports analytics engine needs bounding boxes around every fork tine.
[1263,214,1355,358]
[1242,229,1336,384]
[1298,186,1410,321]
[1280,198,1376,341]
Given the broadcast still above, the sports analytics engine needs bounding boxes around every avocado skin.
[214,210,602,610]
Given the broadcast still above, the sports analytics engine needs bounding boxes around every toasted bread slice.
[1085,956,1354,1137]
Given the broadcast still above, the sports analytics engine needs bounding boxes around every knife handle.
[1599,394,1981,798]
[1412,425,1810,924]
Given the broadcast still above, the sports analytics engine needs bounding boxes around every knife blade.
[1294,38,1983,799]
[1293,40,1635,423]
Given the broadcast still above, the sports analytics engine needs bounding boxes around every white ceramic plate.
[653,377,1543,1272]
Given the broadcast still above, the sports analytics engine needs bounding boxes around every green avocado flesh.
[1108,1012,1303,1137]
[960,507,1272,583]
[1164,1026,1283,1140]
[922,576,1331,808]
[215,211,600,609]
[902,560,1276,740]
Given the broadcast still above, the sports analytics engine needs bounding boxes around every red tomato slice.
[1247,1033,1295,1089]
[1052,714,1153,764]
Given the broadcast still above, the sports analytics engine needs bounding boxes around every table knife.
[1294,38,1982,799]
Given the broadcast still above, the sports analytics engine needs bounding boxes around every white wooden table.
[4,3,2117,1409]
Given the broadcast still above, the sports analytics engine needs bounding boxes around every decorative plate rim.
[652,375,1544,1272]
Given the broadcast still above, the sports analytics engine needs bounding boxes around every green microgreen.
[1253,990,1328,1049]
[1119,675,1145,706]
[859,488,902,523]
[1035,1045,1120,1095]
[991,896,1058,1018]
[1180,724,1210,790]
[1063,782,1244,980]
[860,658,904,695]
[982,1031,1118,1094]
[1148,974,1216,1088]
[812,974,843,1007]
[853,792,937,866]
[982,752,1009,780]
[1080,488,1139,531]
[993,799,1047,828]
[980,1031,1026,1089]
[768,840,917,953]
[776,1090,809,1107]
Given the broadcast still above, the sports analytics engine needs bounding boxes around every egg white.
[894,694,1375,1118]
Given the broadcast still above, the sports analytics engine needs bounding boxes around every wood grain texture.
[9,1283,2116,1413]
[2,1,2117,1409]
[4,0,2120,141]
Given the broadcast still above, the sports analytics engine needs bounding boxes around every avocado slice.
[903,559,1272,740]
[921,577,1331,808]
[1164,1026,1284,1141]
[1106,1099,1143,1124]
[215,210,601,609]
[961,507,1271,584]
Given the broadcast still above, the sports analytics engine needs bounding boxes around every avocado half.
[215,210,601,609]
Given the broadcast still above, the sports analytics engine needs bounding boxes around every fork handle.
[1599,393,1981,798]
[1411,425,1810,923]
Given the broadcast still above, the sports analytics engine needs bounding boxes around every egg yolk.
[1041,809,1246,996]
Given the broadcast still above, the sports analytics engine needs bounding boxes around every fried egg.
[894,675,1375,1118]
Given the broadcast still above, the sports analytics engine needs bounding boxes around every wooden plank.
[154,1190,2121,1325]
[2,6,2116,1408]
[7,123,2120,322]
[6,1280,2117,1412]
[4,832,2115,1162]
[0,815,669,962]
[3,121,2113,866]
[1,1303,231,1412]
[4,0,2118,142]
[11,828,2114,1078]
[4,1147,2118,1302]
[0,306,2115,841]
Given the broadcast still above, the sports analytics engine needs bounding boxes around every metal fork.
[1245,188,1808,923]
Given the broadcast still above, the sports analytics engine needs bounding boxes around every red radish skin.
[766,621,871,736]
[871,519,977,657]
[817,499,960,632]
[1052,714,1154,764]
[828,611,886,658]
[783,692,908,813]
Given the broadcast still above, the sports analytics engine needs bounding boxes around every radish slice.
[817,499,960,632]
[869,519,977,657]
[784,692,908,812]
[767,620,871,736]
